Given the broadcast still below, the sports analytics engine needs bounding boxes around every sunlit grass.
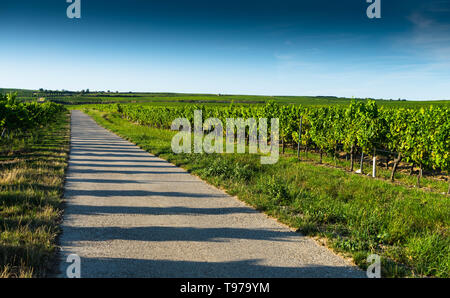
[87,109,449,278]
[0,112,70,278]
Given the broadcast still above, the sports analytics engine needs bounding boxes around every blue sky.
[1,0,450,100]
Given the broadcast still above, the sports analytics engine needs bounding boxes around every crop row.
[89,100,449,191]
[0,93,66,137]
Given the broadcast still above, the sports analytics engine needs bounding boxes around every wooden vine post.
[372,148,376,178]
[448,178,450,195]
[360,151,364,174]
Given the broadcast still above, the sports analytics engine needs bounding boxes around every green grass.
[86,109,449,278]
[0,111,70,277]
[278,146,449,195]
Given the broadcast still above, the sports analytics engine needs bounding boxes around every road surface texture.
[57,110,364,278]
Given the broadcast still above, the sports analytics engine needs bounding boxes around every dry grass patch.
[0,111,70,278]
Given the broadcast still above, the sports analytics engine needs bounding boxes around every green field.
[2,0,449,281]
[83,109,449,277]
[6,88,449,108]
[73,97,449,277]
[1,88,449,278]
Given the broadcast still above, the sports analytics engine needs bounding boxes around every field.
[10,89,450,108]
[75,97,449,277]
[82,109,449,277]
[3,0,450,282]
[1,89,449,278]
[82,100,450,190]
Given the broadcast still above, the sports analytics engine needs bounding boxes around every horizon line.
[1,86,449,102]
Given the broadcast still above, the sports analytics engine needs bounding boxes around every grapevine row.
[0,93,66,138]
[89,101,449,190]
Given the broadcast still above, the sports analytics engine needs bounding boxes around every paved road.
[57,110,364,278]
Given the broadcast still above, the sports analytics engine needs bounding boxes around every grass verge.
[0,111,70,277]
[278,146,449,195]
[86,110,449,278]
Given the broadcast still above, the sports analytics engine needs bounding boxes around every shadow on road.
[61,257,364,278]
[63,205,256,216]
[65,189,226,198]
[62,225,301,243]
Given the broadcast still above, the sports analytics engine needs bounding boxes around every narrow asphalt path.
[57,110,364,278]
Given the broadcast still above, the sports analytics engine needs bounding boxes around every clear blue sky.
[1,0,450,100]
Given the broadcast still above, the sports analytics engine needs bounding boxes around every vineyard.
[0,93,68,277]
[0,93,66,140]
[87,101,450,193]
[1,91,448,277]
[84,106,450,277]
[3,0,450,280]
